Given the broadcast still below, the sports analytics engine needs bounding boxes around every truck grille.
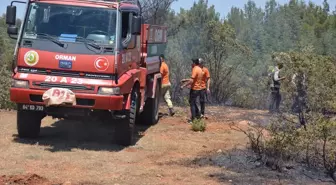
[33,82,94,91]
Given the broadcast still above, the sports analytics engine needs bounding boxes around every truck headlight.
[12,79,29,88]
[98,87,120,95]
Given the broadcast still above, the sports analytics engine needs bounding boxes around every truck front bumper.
[10,88,125,110]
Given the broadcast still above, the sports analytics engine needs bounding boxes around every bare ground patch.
[0,106,330,185]
[0,173,53,185]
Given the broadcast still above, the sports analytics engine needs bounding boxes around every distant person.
[159,54,175,116]
[198,58,211,119]
[269,59,286,113]
[181,58,204,123]
[291,70,308,127]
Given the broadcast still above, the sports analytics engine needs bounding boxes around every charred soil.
[0,106,332,185]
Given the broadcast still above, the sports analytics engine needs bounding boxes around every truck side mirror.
[7,26,18,35]
[132,16,141,35]
[6,6,17,25]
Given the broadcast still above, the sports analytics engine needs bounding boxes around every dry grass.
[0,106,332,185]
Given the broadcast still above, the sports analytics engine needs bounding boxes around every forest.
[159,0,336,110]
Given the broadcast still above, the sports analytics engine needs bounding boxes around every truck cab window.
[22,3,117,46]
[26,5,37,32]
[121,11,136,49]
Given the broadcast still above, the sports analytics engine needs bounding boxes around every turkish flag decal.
[94,57,109,71]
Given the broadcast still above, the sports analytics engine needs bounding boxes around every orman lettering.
[55,55,76,61]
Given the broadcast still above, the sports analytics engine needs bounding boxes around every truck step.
[112,115,126,119]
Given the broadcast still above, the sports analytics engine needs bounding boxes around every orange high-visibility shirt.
[191,66,204,90]
[160,61,170,85]
[200,67,210,90]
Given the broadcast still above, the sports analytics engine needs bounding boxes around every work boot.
[169,108,175,116]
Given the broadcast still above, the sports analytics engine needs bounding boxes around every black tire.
[115,87,140,146]
[139,80,161,125]
[17,110,44,138]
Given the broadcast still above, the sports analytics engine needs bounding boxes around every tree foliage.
[160,0,336,109]
[0,16,15,109]
[139,0,177,24]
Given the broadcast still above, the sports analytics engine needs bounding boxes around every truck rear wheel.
[140,80,161,125]
[17,110,44,138]
[115,87,140,146]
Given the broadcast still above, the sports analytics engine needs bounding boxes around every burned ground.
[0,106,332,185]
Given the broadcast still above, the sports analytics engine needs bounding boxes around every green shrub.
[0,66,15,109]
[191,119,206,132]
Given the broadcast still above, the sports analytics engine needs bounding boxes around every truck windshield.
[22,3,117,47]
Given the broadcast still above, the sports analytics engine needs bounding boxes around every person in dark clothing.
[269,61,286,113]
[291,71,308,127]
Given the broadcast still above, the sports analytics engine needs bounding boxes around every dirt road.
[0,106,332,185]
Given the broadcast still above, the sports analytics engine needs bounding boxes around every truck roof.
[29,0,139,10]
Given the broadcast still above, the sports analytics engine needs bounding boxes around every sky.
[0,0,335,19]
[171,0,336,17]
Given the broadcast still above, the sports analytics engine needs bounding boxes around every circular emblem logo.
[24,50,39,66]
[94,57,109,71]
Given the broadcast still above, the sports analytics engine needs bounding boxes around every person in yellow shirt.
[159,54,175,116]
[181,58,205,123]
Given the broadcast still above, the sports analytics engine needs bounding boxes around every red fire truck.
[5,0,167,146]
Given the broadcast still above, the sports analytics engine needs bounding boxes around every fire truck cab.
[5,0,167,146]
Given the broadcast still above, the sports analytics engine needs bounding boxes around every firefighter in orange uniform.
[181,58,205,123]
[159,54,175,116]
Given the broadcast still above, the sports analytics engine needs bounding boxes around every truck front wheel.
[140,80,161,125]
[17,110,45,138]
[115,87,140,146]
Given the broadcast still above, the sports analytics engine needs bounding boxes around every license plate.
[42,88,76,106]
[59,60,72,69]
[20,104,45,111]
